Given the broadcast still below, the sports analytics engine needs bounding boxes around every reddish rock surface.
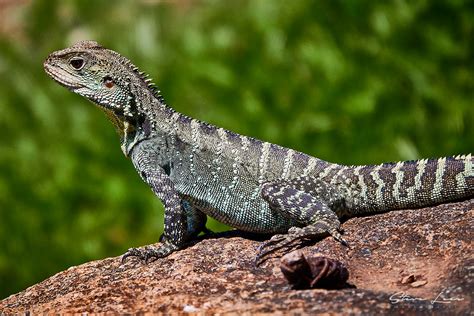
[1,200,472,314]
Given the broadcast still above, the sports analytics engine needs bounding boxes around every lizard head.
[44,40,155,119]
[44,41,167,155]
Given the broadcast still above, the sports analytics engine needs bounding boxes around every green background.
[0,0,472,299]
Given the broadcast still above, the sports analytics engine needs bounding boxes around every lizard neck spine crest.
[109,50,166,105]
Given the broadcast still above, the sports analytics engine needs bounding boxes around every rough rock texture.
[1,200,472,315]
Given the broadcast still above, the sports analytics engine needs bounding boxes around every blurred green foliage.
[0,0,472,298]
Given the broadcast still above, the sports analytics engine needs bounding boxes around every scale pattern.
[43,41,474,263]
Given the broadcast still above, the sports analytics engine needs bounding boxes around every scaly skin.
[44,41,474,264]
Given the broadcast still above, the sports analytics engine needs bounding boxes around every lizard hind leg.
[256,181,347,265]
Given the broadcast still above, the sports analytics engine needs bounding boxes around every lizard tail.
[346,154,473,212]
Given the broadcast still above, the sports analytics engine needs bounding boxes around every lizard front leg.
[122,142,189,263]
[179,199,210,239]
[257,179,347,264]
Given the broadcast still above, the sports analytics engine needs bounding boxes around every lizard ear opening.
[103,76,115,88]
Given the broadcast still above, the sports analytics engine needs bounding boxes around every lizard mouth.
[43,61,83,91]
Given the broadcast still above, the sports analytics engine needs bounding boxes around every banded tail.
[344,154,473,212]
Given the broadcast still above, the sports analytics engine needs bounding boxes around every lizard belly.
[171,159,293,233]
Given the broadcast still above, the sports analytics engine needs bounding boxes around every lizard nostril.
[44,56,53,67]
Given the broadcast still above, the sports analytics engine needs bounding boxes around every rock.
[1,199,472,314]
[410,280,428,288]
[400,274,415,284]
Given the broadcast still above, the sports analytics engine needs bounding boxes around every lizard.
[43,40,474,264]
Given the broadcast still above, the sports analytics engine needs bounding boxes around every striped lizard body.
[43,41,473,264]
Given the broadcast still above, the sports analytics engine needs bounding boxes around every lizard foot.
[121,241,178,264]
[255,223,348,266]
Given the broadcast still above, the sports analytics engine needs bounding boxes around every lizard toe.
[121,247,146,264]
[121,241,180,264]
[329,229,349,247]
[255,222,341,266]
[255,233,303,266]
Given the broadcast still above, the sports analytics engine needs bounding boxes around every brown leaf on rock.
[280,251,350,289]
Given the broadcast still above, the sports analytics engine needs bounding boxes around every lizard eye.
[69,57,85,70]
[103,76,115,88]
